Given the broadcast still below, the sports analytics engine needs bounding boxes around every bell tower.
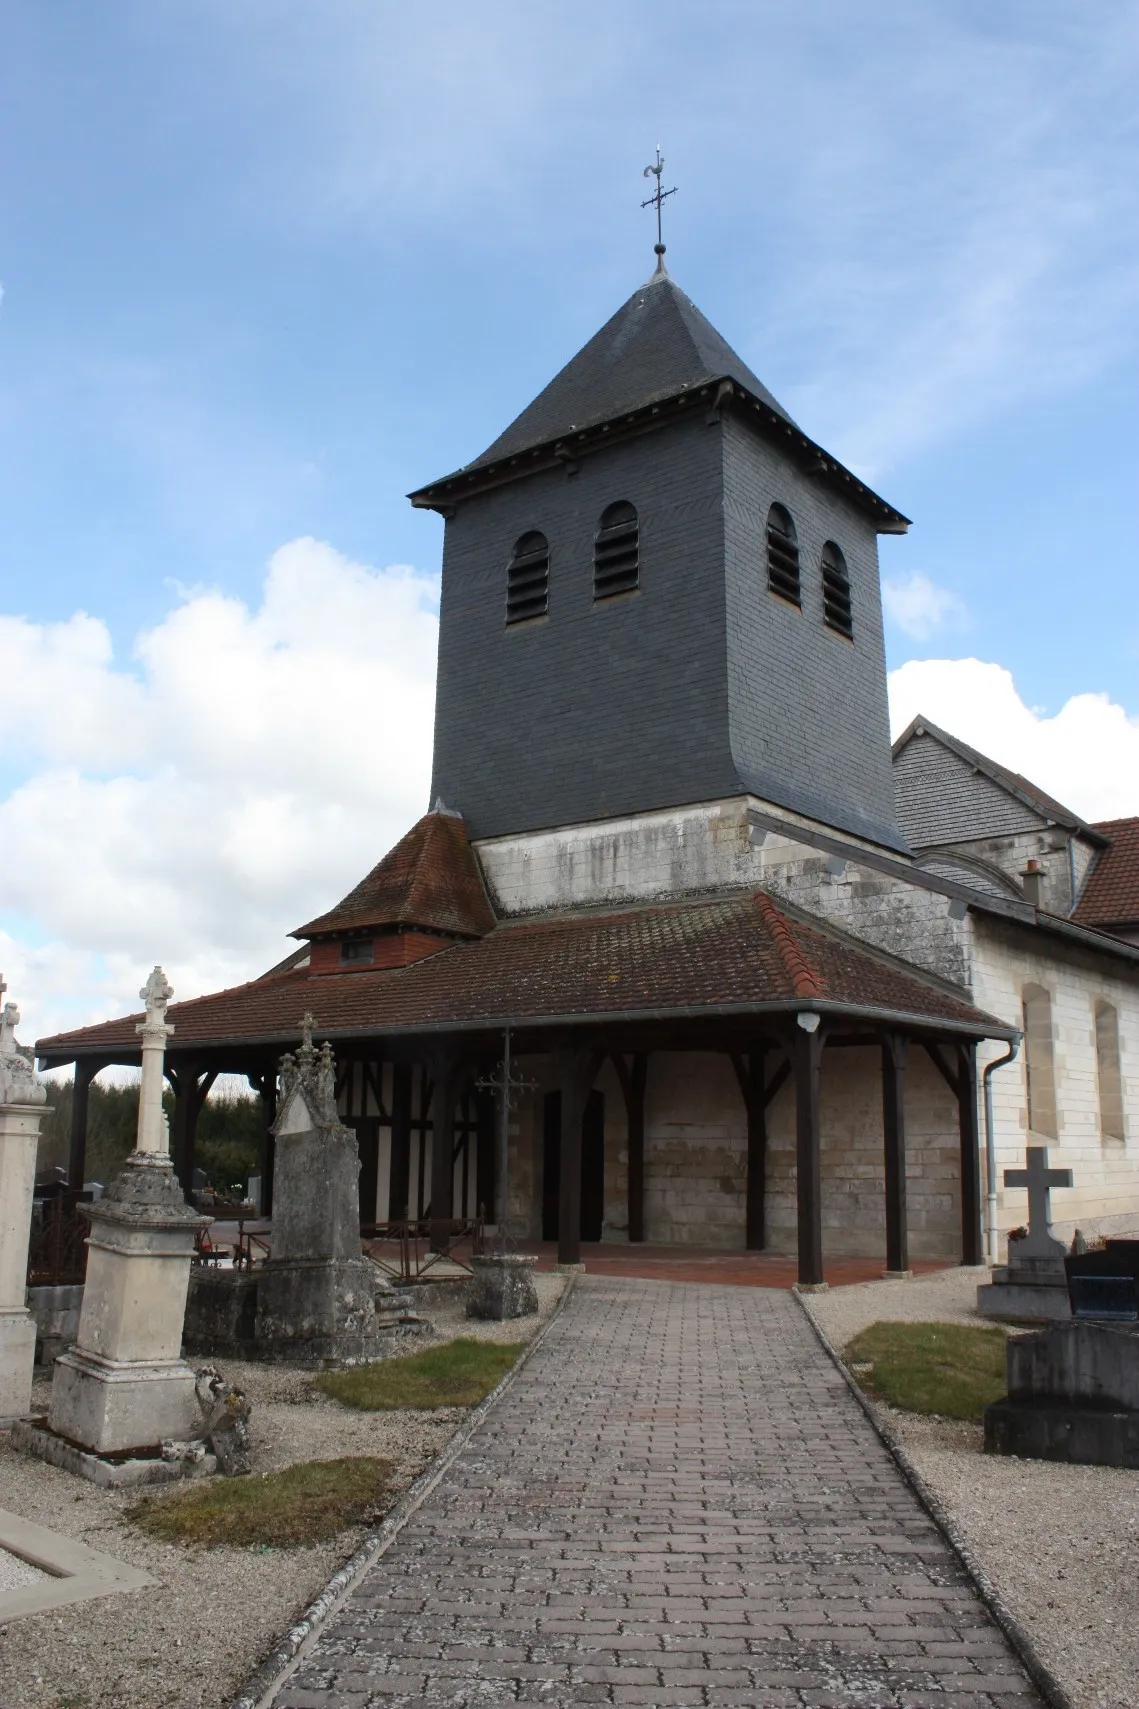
[411,265,910,853]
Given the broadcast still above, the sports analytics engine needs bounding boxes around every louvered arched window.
[766,503,800,605]
[593,501,639,600]
[505,531,549,624]
[821,541,853,638]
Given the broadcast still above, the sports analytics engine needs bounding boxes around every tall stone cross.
[1004,1145,1073,1258]
[135,965,174,1157]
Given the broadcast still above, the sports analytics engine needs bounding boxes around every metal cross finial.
[641,145,677,270]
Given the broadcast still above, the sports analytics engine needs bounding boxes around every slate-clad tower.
[412,265,910,852]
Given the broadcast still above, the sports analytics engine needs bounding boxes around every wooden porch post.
[794,1018,824,1288]
[557,1045,600,1267]
[429,1053,463,1250]
[612,1053,648,1243]
[68,1059,99,1190]
[249,1068,277,1216]
[881,1032,909,1276]
[955,1041,983,1266]
[170,1060,216,1197]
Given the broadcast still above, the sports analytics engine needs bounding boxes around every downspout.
[982,1039,1020,1266]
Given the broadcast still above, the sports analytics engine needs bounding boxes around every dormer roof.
[409,270,909,532]
[292,810,496,942]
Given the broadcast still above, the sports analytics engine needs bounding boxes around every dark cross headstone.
[1004,1146,1073,1259]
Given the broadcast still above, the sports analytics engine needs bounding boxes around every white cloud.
[0,539,439,1046]
[888,657,1139,823]
[882,573,968,641]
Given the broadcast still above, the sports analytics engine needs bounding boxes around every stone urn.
[467,1254,539,1321]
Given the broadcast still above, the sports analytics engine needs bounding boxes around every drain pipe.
[982,1039,1020,1266]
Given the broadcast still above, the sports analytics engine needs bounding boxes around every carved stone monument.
[977,1145,1073,1323]
[0,982,49,1422]
[254,1019,378,1362]
[47,968,209,1455]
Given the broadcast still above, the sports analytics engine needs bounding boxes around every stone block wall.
[971,916,1139,1242]
[503,1045,963,1259]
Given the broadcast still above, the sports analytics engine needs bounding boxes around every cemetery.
[0,965,1134,1707]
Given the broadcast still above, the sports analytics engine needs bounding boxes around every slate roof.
[293,811,496,941]
[1073,818,1139,929]
[37,890,1010,1062]
[409,270,909,532]
[892,716,1105,844]
[470,271,795,468]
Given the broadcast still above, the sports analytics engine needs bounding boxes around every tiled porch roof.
[38,891,1010,1061]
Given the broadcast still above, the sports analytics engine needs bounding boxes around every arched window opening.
[506,531,549,624]
[1095,1000,1125,1144]
[593,502,639,599]
[1022,983,1058,1140]
[766,504,801,605]
[821,541,853,638]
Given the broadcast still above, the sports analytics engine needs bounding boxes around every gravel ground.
[801,1266,1139,1709]
[0,1549,50,1592]
[0,1273,565,1709]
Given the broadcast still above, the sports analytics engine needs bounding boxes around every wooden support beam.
[555,1045,602,1267]
[611,1052,648,1243]
[170,1061,216,1198]
[68,1060,100,1191]
[428,1052,465,1250]
[881,1032,909,1276]
[923,1040,960,1098]
[794,1023,825,1288]
[730,1048,776,1252]
[248,1068,277,1216]
[955,1041,983,1266]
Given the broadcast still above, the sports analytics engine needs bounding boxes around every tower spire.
[641,145,677,274]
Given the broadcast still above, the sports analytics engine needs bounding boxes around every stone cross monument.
[0,979,49,1422]
[977,1144,1075,1324]
[49,967,209,1456]
[255,1018,378,1362]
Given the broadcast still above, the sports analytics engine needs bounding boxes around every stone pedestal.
[467,1254,539,1321]
[0,975,50,1425]
[48,1155,207,1454]
[254,1028,379,1363]
[977,1242,1071,1323]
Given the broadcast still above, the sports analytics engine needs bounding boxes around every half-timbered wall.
[335,1059,492,1224]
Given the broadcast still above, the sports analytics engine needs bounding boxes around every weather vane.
[641,145,677,270]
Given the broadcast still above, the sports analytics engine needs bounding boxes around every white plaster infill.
[0,1506,154,1622]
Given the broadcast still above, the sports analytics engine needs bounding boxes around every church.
[38,253,1139,1283]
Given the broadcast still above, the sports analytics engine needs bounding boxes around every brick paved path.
[275,1280,1043,1708]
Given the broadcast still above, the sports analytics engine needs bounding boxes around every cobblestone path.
[275,1279,1043,1708]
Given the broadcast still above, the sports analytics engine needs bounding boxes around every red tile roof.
[37,891,1008,1061]
[292,811,496,941]
[1074,818,1139,931]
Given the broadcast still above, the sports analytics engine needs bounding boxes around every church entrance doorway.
[542,1089,605,1242]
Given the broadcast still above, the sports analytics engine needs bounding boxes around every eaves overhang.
[36,994,1015,1071]
[409,380,910,536]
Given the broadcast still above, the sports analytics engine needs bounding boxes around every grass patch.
[126,1456,394,1547]
[315,1337,521,1410]
[844,1320,1009,1423]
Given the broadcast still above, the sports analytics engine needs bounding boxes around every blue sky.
[1,1,1136,1038]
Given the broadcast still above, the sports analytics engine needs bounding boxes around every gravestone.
[985,1320,1139,1468]
[45,968,209,1464]
[0,985,49,1422]
[977,1146,1073,1323]
[254,1020,379,1363]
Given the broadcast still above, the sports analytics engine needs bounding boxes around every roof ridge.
[754,892,822,1000]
